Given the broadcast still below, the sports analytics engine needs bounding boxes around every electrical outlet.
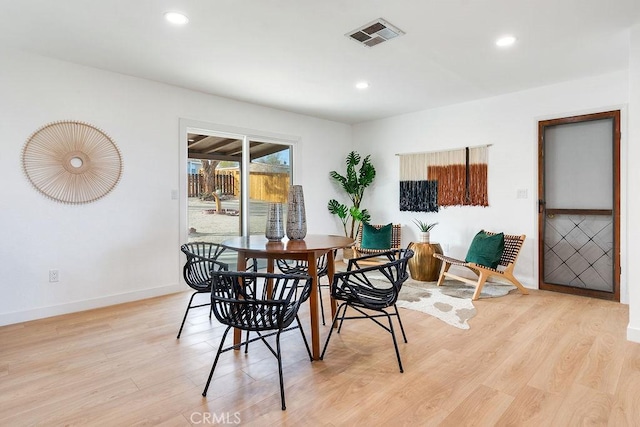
[49,269,59,282]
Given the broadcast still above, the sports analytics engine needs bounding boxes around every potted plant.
[413,219,438,243]
[327,151,376,253]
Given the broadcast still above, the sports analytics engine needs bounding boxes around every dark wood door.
[538,111,620,301]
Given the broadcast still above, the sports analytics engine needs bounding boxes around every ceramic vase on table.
[265,203,285,241]
[286,185,307,240]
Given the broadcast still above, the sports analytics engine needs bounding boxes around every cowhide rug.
[364,274,516,330]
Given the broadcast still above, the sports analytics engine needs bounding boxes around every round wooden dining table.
[221,234,354,360]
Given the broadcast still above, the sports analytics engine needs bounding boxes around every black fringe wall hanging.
[398,145,489,211]
[399,153,439,212]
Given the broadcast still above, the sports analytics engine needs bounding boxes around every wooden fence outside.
[187,171,290,202]
[188,173,235,197]
[249,172,290,203]
[188,174,201,197]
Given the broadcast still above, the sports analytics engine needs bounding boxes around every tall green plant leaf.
[346,151,360,166]
[328,151,376,239]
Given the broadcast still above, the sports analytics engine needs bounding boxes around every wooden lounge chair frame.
[433,232,528,300]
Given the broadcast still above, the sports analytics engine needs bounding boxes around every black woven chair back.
[275,251,333,277]
[333,248,414,309]
[211,271,312,332]
[497,233,525,267]
[180,243,228,292]
[182,242,226,260]
[276,250,336,326]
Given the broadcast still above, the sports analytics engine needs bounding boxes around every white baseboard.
[0,283,184,327]
[627,324,640,343]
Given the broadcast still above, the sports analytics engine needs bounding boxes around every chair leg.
[337,302,350,334]
[506,274,529,295]
[244,330,251,354]
[320,303,347,360]
[472,273,490,301]
[393,305,408,343]
[385,311,404,373]
[436,262,451,286]
[202,326,232,397]
[176,292,199,339]
[318,284,326,326]
[296,315,313,362]
[276,331,286,410]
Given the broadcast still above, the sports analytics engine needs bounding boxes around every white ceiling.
[1,0,638,124]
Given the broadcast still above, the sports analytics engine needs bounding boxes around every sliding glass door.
[182,122,294,269]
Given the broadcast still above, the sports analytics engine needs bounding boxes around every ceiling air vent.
[346,18,405,48]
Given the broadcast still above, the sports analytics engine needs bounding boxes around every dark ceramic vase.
[286,185,307,240]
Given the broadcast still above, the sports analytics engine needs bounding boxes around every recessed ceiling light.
[356,81,369,90]
[164,12,189,25]
[496,35,516,47]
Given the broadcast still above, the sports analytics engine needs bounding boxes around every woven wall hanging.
[399,145,489,212]
[22,120,123,204]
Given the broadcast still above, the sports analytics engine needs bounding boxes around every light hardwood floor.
[1,277,639,426]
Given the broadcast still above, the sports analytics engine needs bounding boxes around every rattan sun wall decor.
[22,120,123,204]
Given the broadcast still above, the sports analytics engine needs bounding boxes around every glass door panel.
[248,144,291,236]
[187,133,242,267]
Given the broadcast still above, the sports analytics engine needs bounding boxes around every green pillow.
[465,230,504,268]
[361,223,392,250]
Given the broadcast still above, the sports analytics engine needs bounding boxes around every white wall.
[2,44,638,335]
[0,49,351,325]
[627,24,640,341]
[353,70,629,298]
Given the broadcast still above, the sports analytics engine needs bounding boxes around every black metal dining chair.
[177,242,229,339]
[320,248,414,372]
[178,242,260,339]
[202,270,313,410]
